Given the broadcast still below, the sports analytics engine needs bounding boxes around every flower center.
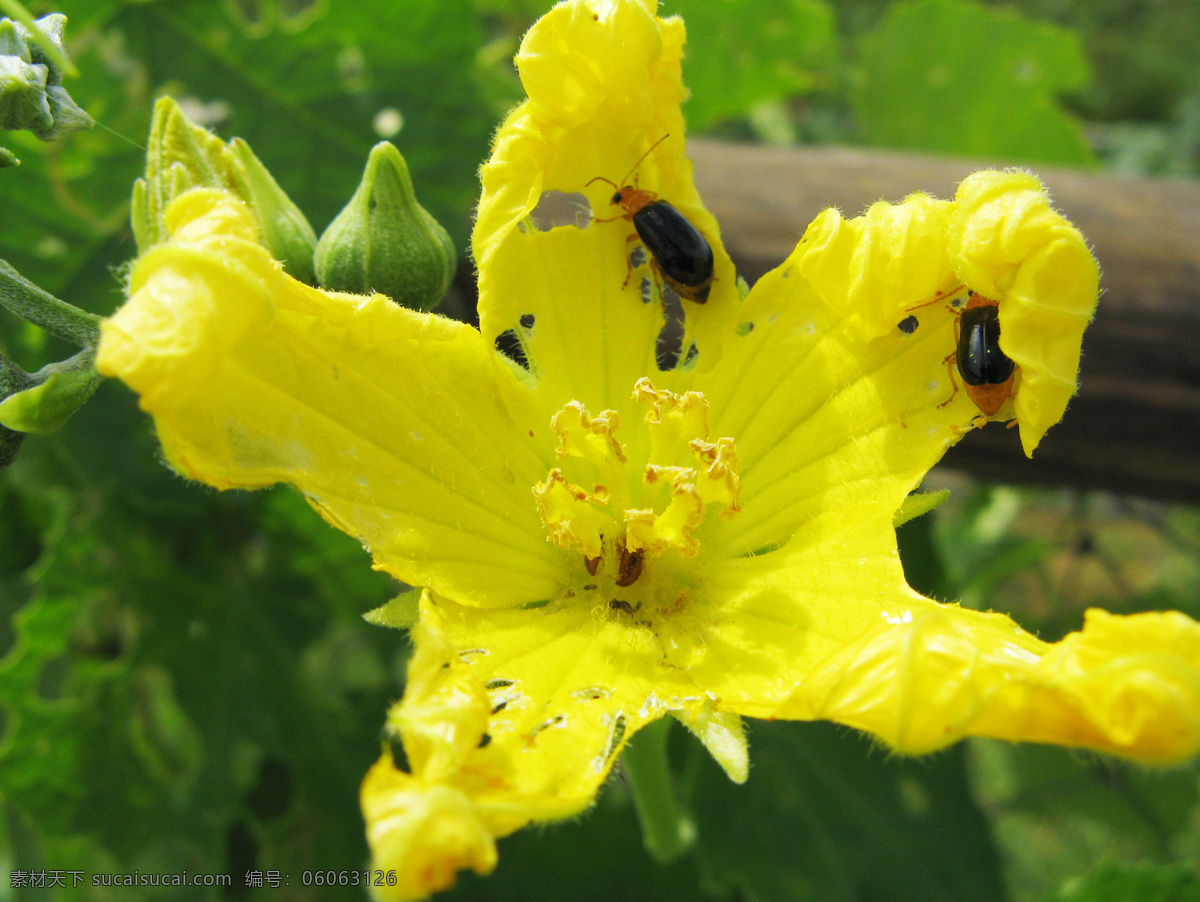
[533,377,740,598]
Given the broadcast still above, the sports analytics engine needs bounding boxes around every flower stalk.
[0,259,101,347]
[622,717,697,864]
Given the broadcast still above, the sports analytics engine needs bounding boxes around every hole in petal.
[898,315,920,334]
[485,678,515,689]
[388,735,409,771]
[655,287,686,371]
[529,191,592,231]
[519,313,535,329]
[604,713,627,762]
[736,321,754,336]
[494,329,529,370]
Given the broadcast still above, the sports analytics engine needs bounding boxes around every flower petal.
[364,588,708,893]
[98,189,562,607]
[473,0,737,423]
[781,603,1200,764]
[695,170,1098,557]
[950,170,1100,455]
[685,503,916,714]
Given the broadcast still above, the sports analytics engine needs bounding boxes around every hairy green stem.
[623,717,696,864]
[0,259,101,347]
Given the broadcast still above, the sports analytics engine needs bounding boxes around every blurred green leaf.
[1047,862,1200,902]
[663,0,837,132]
[444,777,712,902]
[0,435,398,896]
[855,0,1095,165]
[688,720,1006,902]
[970,740,1200,902]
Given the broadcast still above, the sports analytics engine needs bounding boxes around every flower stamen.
[533,379,741,580]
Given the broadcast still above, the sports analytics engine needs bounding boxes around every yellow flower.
[96,0,1200,898]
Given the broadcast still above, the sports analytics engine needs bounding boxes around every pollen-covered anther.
[633,376,710,463]
[625,465,705,557]
[690,437,741,519]
[551,401,626,467]
[532,469,614,558]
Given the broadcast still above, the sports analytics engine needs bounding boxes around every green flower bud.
[0,14,91,140]
[314,141,455,311]
[0,348,103,437]
[0,20,53,133]
[134,97,318,283]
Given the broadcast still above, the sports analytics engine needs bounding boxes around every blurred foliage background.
[1,0,1198,899]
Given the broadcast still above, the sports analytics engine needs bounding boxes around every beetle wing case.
[632,200,715,301]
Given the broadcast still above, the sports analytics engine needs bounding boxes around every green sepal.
[134,97,318,283]
[0,145,17,167]
[230,137,318,285]
[0,19,52,133]
[363,588,421,630]
[314,141,456,311]
[14,13,72,83]
[31,82,92,140]
[0,16,29,59]
[893,489,951,528]
[0,350,103,436]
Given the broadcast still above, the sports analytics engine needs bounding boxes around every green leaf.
[664,0,837,132]
[443,777,710,902]
[1047,862,1200,902]
[688,720,1006,902]
[970,739,1200,902]
[855,0,1095,165]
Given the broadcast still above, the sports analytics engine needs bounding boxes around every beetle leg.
[937,312,963,408]
[937,350,960,408]
[906,286,965,313]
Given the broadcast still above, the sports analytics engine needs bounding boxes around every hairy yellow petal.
[785,603,1200,764]
[473,0,737,430]
[361,759,498,902]
[950,170,1100,455]
[99,189,563,607]
[363,588,715,894]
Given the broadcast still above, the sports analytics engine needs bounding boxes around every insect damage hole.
[528,191,592,231]
[655,286,686,371]
[494,329,530,370]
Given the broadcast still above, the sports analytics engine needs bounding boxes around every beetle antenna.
[616,133,671,188]
[585,175,619,190]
